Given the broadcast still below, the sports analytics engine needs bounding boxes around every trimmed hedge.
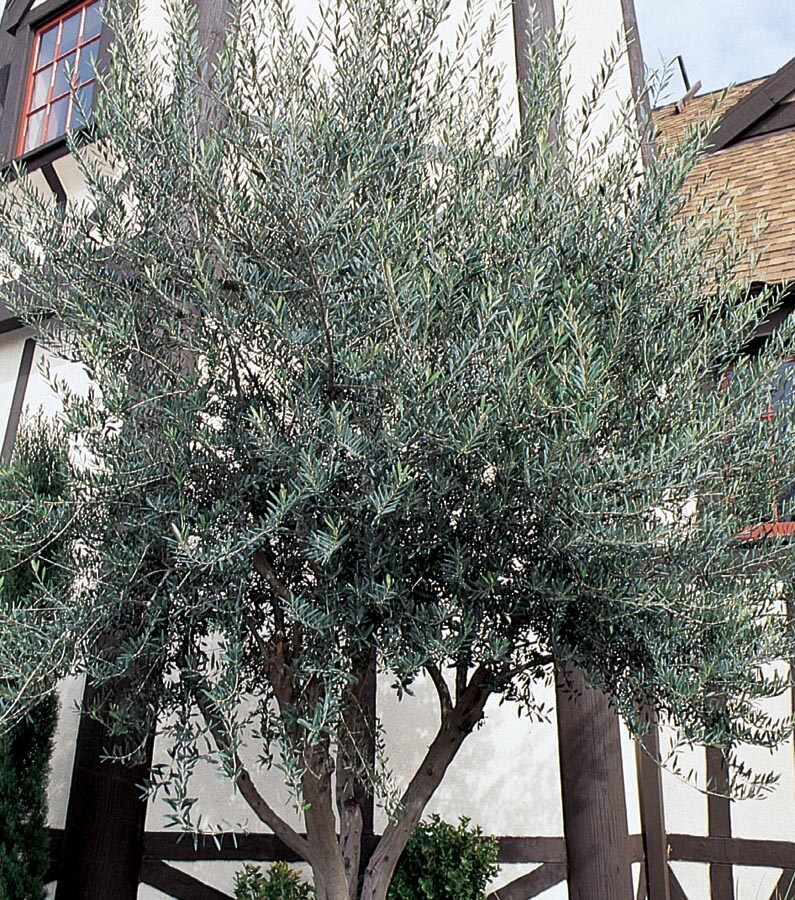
[235,861,315,900]
[388,816,499,900]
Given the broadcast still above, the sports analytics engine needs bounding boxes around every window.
[17,0,101,156]
[726,356,795,539]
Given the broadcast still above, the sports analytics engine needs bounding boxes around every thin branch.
[426,663,452,718]
[195,691,311,862]
[253,549,287,634]
[455,661,467,706]
[252,550,291,601]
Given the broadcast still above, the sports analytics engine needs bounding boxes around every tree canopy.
[0,0,794,897]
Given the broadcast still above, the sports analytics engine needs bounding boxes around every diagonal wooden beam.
[669,869,689,900]
[487,863,567,900]
[770,869,795,900]
[636,863,647,900]
[139,860,232,900]
[1,336,35,462]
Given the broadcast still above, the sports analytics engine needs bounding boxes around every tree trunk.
[303,762,350,900]
[336,659,375,899]
[360,669,492,900]
[556,664,633,900]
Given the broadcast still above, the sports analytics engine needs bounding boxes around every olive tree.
[0,0,794,898]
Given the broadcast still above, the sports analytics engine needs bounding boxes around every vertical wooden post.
[635,721,671,900]
[54,682,152,900]
[706,746,734,900]
[512,0,556,139]
[556,665,634,900]
[619,0,654,168]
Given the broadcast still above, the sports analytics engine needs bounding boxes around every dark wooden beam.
[487,862,567,900]
[771,870,795,900]
[512,0,555,135]
[706,746,734,900]
[668,870,689,900]
[144,832,324,864]
[620,0,653,167]
[668,834,795,868]
[556,664,634,900]
[143,832,569,865]
[498,836,567,864]
[139,860,232,900]
[54,681,152,900]
[0,303,23,335]
[635,722,671,900]
[1,336,35,462]
[41,162,66,207]
[709,57,795,153]
[636,863,647,900]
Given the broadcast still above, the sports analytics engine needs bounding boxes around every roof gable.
[708,56,795,153]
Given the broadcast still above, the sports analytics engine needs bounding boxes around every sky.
[634,0,795,100]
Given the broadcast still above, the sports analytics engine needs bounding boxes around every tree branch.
[361,665,493,900]
[455,661,467,706]
[253,549,287,635]
[195,692,311,862]
[426,663,452,718]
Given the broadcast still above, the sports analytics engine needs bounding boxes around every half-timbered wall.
[5,1,795,899]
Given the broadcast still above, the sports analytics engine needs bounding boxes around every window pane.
[83,1,102,40]
[23,109,46,153]
[72,83,94,128]
[30,67,52,110]
[46,96,70,142]
[771,360,795,412]
[37,25,58,68]
[59,11,81,55]
[77,39,99,85]
[53,52,76,97]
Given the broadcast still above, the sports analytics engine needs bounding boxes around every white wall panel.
[0,330,27,439]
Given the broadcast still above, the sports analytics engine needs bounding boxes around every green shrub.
[388,816,500,900]
[234,861,315,900]
[0,418,66,900]
[0,695,57,900]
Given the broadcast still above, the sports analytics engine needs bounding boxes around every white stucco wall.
[11,2,792,899]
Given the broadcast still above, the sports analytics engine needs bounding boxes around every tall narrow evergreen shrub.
[0,696,57,900]
[0,418,68,899]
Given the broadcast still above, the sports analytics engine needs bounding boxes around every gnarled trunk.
[303,760,350,900]
[359,668,492,900]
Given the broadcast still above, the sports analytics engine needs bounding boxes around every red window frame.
[16,0,102,157]
[724,358,795,539]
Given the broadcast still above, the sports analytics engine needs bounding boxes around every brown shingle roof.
[653,78,795,285]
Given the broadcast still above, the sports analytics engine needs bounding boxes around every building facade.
[2,1,795,898]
